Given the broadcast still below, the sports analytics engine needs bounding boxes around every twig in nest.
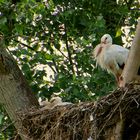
[1,120,16,132]
[96,88,129,138]
[132,97,139,108]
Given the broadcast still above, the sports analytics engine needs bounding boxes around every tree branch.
[52,58,59,73]
[0,35,39,140]
[14,40,38,52]
[119,20,140,87]
[42,43,69,60]
[55,46,69,60]
[14,40,58,74]
[64,23,75,75]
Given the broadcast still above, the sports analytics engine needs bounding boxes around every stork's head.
[101,34,112,45]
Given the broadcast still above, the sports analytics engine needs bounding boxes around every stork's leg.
[116,77,119,86]
[115,74,121,87]
[109,66,120,86]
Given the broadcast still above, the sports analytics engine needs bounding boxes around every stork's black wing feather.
[137,67,140,75]
[118,63,125,70]
[118,63,140,75]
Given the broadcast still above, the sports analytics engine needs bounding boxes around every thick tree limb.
[119,20,140,87]
[0,36,39,140]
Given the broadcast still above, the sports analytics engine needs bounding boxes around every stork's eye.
[105,37,107,40]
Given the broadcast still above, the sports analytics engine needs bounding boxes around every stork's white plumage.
[93,34,129,85]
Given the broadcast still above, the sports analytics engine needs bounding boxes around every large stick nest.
[22,85,140,140]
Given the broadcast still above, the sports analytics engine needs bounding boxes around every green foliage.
[0,0,140,138]
[0,105,15,139]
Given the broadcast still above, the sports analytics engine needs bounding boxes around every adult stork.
[93,34,129,85]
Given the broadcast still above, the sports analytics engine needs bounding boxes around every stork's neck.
[107,42,112,46]
[102,43,112,48]
[96,46,103,57]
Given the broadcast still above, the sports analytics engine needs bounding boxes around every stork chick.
[93,34,129,85]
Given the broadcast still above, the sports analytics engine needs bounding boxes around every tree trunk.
[119,20,140,87]
[0,35,39,139]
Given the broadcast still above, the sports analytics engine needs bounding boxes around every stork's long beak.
[96,47,103,57]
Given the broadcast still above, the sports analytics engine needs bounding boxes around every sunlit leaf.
[115,28,122,37]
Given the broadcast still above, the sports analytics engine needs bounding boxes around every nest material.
[22,86,140,140]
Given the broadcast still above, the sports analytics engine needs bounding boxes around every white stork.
[93,34,129,85]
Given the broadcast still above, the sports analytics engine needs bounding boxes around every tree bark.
[0,35,39,139]
[119,20,140,87]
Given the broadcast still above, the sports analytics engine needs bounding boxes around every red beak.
[96,47,103,57]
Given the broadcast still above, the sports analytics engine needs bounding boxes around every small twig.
[18,131,30,140]
[64,22,75,75]
[42,43,69,60]
[119,107,123,120]
[48,63,57,74]
[14,40,59,73]
[13,133,20,140]
[52,56,59,73]
[1,120,16,132]
[14,40,38,52]
[55,47,69,60]
[132,97,139,108]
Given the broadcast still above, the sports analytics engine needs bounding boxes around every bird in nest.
[39,96,72,111]
[93,34,129,86]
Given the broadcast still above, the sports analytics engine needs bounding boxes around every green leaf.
[0,17,7,25]
[73,88,79,95]
[14,24,24,35]
[44,54,53,60]
[22,64,30,72]
[0,0,5,3]
[115,28,122,37]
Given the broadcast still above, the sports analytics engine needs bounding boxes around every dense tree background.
[0,0,139,139]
